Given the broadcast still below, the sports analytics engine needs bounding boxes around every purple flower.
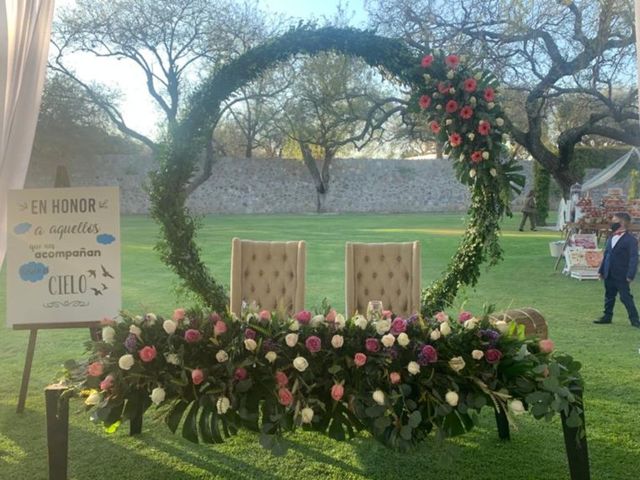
[262,338,278,352]
[365,338,380,353]
[407,314,419,325]
[420,344,438,363]
[390,317,407,335]
[480,329,500,344]
[388,346,399,360]
[124,334,137,352]
[244,328,257,340]
[305,335,322,353]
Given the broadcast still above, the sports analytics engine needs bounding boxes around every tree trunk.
[435,140,443,159]
[299,141,328,213]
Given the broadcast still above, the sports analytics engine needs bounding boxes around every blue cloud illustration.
[13,222,32,235]
[19,262,49,282]
[96,233,116,245]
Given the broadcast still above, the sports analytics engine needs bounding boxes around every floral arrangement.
[70,304,583,455]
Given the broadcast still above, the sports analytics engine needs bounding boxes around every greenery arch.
[149,26,524,316]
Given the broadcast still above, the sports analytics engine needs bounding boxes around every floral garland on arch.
[68,305,583,455]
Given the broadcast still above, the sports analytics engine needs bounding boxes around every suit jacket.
[598,232,639,281]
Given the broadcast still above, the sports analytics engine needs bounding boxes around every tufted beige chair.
[345,242,421,318]
[230,238,306,316]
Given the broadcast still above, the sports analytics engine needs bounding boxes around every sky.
[53,0,369,139]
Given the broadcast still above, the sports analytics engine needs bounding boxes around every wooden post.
[45,385,69,480]
[494,407,510,440]
[16,329,38,413]
[561,387,590,480]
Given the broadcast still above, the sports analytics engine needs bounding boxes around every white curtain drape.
[0,0,54,268]
[581,148,640,191]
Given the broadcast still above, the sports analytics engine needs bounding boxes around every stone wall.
[25,154,534,214]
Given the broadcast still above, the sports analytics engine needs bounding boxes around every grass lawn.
[1,212,639,479]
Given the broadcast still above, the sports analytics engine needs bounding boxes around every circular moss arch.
[149,26,523,316]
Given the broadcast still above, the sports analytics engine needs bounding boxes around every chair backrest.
[345,241,421,318]
[230,238,306,316]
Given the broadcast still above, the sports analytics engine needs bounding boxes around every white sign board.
[6,187,121,326]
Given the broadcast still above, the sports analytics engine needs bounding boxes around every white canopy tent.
[0,0,54,268]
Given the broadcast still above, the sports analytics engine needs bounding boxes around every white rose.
[447,70,455,79]
[490,168,497,177]
[310,315,325,327]
[469,169,477,178]
[464,318,479,330]
[285,333,299,347]
[289,320,300,331]
[244,338,257,352]
[217,396,231,414]
[440,321,452,336]
[145,313,157,325]
[300,407,314,424]
[265,351,277,363]
[334,313,346,330]
[118,354,134,370]
[467,132,475,140]
[129,325,142,337]
[397,332,410,347]
[381,334,395,348]
[496,117,504,127]
[165,353,180,365]
[445,390,459,407]
[150,387,166,405]
[101,326,115,344]
[482,151,490,160]
[430,329,441,341]
[375,319,391,335]
[509,399,525,415]
[215,350,229,363]
[133,315,143,325]
[407,361,421,375]
[472,349,485,360]
[446,119,452,125]
[474,72,482,80]
[163,319,177,335]
[423,73,431,80]
[436,104,442,110]
[331,335,344,349]
[372,389,386,406]
[495,320,509,334]
[293,356,309,372]
[354,315,368,330]
[502,133,509,142]
[487,101,495,110]
[85,390,101,406]
[470,96,477,105]
[449,356,466,373]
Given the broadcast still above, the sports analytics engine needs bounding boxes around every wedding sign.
[6,187,121,326]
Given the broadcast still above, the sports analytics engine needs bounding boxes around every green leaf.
[374,415,391,431]
[199,408,214,444]
[328,418,346,441]
[400,425,413,441]
[565,410,582,429]
[365,405,386,418]
[181,401,200,443]
[408,410,422,428]
[166,400,188,434]
[259,432,274,450]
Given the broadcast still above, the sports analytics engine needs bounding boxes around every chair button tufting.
[252,254,256,260]
[267,254,272,260]
[259,270,263,277]
[244,269,249,277]
[397,256,402,262]
[364,288,369,295]
[389,272,394,278]
[372,272,377,279]
[357,272,362,280]
[380,254,385,261]
[275,271,280,277]
[381,288,385,295]
[397,289,401,296]
[364,255,369,262]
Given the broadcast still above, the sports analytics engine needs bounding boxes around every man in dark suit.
[595,212,640,328]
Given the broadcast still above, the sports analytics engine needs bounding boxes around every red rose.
[478,120,491,136]
[354,352,367,367]
[184,329,202,343]
[485,349,503,364]
[445,100,459,113]
[87,362,103,377]
[275,371,288,387]
[419,94,431,110]
[365,338,380,353]
[305,335,322,353]
[421,345,438,363]
[438,82,451,94]
[463,78,477,92]
[449,133,462,147]
[471,151,483,164]
[430,121,441,134]
[421,54,434,68]
[139,345,157,362]
[278,388,294,406]
[445,54,460,69]
[296,310,312,325]
[460,105,474,120]
[484,87,495,102]
[191,368,205,385]
[234,367,248,381]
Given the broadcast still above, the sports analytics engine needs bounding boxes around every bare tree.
[367,0,638,194]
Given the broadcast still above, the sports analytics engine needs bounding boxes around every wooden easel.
[14,166,101,413]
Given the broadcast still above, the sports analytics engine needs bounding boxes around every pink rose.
[419,95,431,110]
[87,362,103,377]
[478,120,491,136]
[331,383,344,401]
[484,87,495,102]
[485,348,503,364]
[449,133,462,147]
[234,367,247,381]
[463,78,477,92]
[191,368,204,385]
[244,328,257,340]
[421,345,438,363]
[539,339,555,354]
[391,317,407,335]
[172,308,186,321]
[354,353,367,367]
[99,374,114,391]
[210,312,221,323]
[434,311,448,323]
[445,99,459,114]
[325,309,337,323]
[421,54,434,68]
[259,310,271,322]
[305,335,322,353]
[458,311,473,323]
[275,371,288,387]
[278,388,293,406]
[445,54,460,69]
[460,105,474,120]
[295,310,312,325]
[184,329,202,343]
[389,372,401,384]
[365,338,380,353]
[382,310,393,319]
[139,345,157,362]
[213,321,227,336]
